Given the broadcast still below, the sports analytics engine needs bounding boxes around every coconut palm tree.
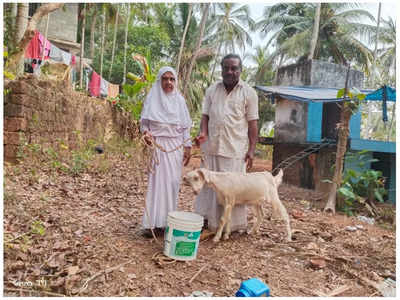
[183,3,210,98]
[257,3,376,73]
[376,17,396,79]
[249,45,275,85]
[108,4,120,80]
[122,3,131,85]
[176,3,193,77]
[208,3,255,81]
[308,3,321,60]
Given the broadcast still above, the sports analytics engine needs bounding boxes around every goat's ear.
[198,168,210,183]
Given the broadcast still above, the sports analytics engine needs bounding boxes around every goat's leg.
[213,203,229,243]
[248,204,262,234]
[269,190,292,241]
[223,204,233,240]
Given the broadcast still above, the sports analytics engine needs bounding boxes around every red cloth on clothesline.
[89,71,101,97]
[25,31,50,60]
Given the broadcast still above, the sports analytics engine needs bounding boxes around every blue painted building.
[255,84,396,203]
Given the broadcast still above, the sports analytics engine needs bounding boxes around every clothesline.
[82,62,119,98]
[25,30,119,99]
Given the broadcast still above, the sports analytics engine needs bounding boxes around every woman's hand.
[183,147,191,166]
[143,131,153,146]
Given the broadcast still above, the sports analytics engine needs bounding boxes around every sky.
[244,1,397,66]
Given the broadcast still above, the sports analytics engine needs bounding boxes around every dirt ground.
[3,152,396,297]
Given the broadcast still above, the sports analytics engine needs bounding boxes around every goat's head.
[182,168,210,195]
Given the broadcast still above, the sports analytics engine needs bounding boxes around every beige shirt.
[202,80,259,159]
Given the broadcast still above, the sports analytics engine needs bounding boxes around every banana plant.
[124,51,155,99]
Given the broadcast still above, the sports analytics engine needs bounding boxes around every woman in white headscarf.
[140,66,192,237]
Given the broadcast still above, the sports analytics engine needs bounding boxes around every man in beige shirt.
[195,54,259,233]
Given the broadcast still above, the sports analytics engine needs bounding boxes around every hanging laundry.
[61,51,72,65]
[25,31,41,69]
[84,67,91,91]
[71,55,76,65]
[38,32,51,59]
[25,31,40,60]
[25,30,51,73]
[49,44,64,62]
[100,78,109,97]
[108,83,119,98]
[89,71,101,97]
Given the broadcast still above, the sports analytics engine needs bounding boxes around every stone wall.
[4,76,138,162]
[276,59,364,89]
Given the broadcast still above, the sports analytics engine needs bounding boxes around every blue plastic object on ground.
[235,278,270,297]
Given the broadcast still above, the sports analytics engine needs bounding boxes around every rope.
[152,251,177,266]
[140,134,193,174]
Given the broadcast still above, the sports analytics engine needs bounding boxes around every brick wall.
[4,76,138,162]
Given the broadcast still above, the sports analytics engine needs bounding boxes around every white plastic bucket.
[163,211,204,261]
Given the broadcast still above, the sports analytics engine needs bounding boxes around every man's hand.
[183,147,191,166]
[195,132,208,147]
[245,150,255,171]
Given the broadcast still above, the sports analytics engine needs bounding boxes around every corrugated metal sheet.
[255,85,395,103]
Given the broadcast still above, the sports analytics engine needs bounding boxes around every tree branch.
[7,3,64,76]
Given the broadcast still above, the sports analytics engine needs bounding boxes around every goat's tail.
[274,169,283,187]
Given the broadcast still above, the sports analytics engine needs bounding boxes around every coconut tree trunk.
[8,3,64,77]
[108,4,119,80]
[89,10,98,59]
[122,4,131,85]
[100,5,106,77]
[369,3,382,87]
[273,53,284,85]
[79,4,86,89]
[308,3,321,60]
[373,3,382,60]
[209,40,223,82]
[176,3,193,78]
[183,3,210,98]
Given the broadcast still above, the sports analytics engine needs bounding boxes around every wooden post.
[79,4,86,89]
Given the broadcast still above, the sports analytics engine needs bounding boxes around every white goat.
[183,168,292,242]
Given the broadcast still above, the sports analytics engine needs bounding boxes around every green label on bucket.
[175,241,196,256]
[172,229,200,240]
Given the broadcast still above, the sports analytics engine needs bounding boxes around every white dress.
[141,119,191,229]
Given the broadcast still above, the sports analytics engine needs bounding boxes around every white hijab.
[141,66,192,128]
